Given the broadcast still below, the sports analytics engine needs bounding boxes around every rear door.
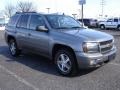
[106,18,113,28]
[16,14,30,48]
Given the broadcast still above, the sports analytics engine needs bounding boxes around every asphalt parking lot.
[0,29,120,90]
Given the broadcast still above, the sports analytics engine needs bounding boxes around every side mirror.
[36,26,48,32]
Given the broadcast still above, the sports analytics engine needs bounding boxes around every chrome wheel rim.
[57,54,72,73]
[9,41,16,55]
[101,26,104,29]
[118,27,120,30]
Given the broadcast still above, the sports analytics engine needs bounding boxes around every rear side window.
[17,14,29,28]
[8,15,19,26]
[29,15,45,30]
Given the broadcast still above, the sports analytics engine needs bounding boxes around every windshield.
[46,15,82,29]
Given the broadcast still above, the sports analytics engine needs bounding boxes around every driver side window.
[29,15,45,30]
[107,19,113,22]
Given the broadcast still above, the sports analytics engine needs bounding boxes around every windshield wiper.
[71,26,82,29]
[55,26,82,29]
[55,27,71,29]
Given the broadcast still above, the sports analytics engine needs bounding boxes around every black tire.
[54,49,78,76]
[100,25,105,30]
[8,39,21,57]
[117,25,120,31]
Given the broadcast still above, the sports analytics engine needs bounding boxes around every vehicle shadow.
[0,45,97,77]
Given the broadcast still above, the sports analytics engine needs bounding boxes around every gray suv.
[5,12,116,76]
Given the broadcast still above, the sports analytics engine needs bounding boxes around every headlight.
[83,42,100,53]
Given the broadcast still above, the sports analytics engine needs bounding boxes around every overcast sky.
[0,0,120,18]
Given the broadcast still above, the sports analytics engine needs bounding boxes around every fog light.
[90,60,97,65]
[90,59,103,65]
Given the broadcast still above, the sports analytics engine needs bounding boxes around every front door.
[106,18,113,28]
[27,15,49,56]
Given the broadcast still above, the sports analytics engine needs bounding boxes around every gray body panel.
[5,13,116,69]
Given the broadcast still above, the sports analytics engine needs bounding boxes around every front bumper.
[75,47,116,69]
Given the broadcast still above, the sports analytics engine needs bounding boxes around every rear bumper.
[75,47,116,69]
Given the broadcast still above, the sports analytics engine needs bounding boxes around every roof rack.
[16,12,37,14]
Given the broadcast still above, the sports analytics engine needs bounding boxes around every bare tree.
[17,1,36,12]
[3,1,37,18]
[4,4,15,18]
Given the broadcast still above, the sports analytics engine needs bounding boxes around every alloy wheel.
[9,41,16,55]
[57,54,72,73]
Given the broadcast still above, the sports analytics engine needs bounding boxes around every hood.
[62,28,113,41]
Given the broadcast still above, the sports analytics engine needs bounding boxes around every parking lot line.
[110,63,120,67]
[0,64,39,90]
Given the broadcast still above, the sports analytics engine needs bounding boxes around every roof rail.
[16,12,37,14]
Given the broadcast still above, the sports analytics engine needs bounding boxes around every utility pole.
[81,4,84,27]
[79,0,86,27]
[46,8,50,13]
[100,0,105,18]
[78,9,81,19]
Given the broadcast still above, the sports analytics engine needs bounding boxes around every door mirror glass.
[36,26,48,32]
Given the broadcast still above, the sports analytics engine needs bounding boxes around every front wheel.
[100,25,105,30]
[117,26,120,31]
[8,39,21,57]
[55,49,78,76]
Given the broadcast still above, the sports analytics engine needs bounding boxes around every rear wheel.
[100,25,105,30]
[8,39,21,57]
[55,49,78,76]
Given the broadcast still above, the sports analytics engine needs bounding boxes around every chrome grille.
[100,39,113,53]
[100,40,113,45]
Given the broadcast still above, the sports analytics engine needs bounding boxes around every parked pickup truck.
[5,12,116,76]
[99,18,120,30]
